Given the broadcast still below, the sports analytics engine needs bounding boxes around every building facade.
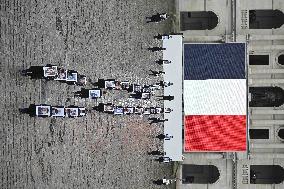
[176,0,284,189]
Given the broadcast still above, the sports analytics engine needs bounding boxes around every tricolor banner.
[184,43,247,151]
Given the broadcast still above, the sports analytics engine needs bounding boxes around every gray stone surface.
[0,0,175,188]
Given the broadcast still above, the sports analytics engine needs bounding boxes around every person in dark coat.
[149,118,168,125]
[148,150,164,155]
[157,81,173,87]
[154,34,163,39]
[148,47,166,52]
[129,92,142,99]
[155,59,171,65]
[164,108,173,113]
[74,88,89,98]
[155,156,172,163]
[157,95,174,101]
[146,13,168,23]
[153,178,172,185]
[156,134,166,140]
[149,70,159,76]
[21,66,45,79]
[93,103,105,112]
[156,133,173,140]
[148,117,159,122]
[19,104,38,117]
[149,70,165,76]
[154,33,171,39]
[153,179,164,185]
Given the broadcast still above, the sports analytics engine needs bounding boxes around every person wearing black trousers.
[156,134,173,140]
[155,59,171,65]
[147,47,166,52]
[157,81,173,87]
[149,70,165,76]
[156,95,174,101]
[155,156,172,163]
[156,134,166,140]
[153,179,164,185]
[74,88,89,98]
[154,33,172,39]
[149,118,168,125]
[146,13,168,23]
[147,150,164,155]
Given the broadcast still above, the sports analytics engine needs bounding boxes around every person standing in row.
[147,150,164,155]
[146,13,168,23]
[149,118,168,125]
[156,95,174,101]
[156,134,173,140]
[149,70,165,76]
[148,47,166,52]
[155,59,171,65]
[155,156,172,163]
[154,33,172,40]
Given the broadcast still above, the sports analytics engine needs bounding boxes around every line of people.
[93,103,165,115]
[21,64,87,86]
[19,104,86,118]
[146,13,178,178]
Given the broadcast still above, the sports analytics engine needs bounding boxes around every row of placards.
[98,103,164,115]
[36,105,86,117]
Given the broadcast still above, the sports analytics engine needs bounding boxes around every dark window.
[278,54,284,65]
[249,87,284,107]
[249,129,269,139]
[180,11,218,31]
[278,128,284,140]
[249,10,284,29]
[250,165,284,184]
[249,55,269,65]
[182,164,220,184]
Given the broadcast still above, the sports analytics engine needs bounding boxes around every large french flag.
[184,43,247,152]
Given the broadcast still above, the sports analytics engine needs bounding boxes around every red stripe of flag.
[184,115,247,151]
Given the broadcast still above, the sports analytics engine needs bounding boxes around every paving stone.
[0,0,175,189]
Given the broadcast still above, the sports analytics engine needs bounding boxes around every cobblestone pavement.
[0,0,176,189]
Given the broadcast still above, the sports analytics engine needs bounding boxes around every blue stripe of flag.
[184,43,246,80]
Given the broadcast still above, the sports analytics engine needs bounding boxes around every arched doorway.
[250,165,284,184]
[180,11,218,31]
[182,164,220,184]
[249,87,284,107]
[278,54,284,66]
[249,10,284,29]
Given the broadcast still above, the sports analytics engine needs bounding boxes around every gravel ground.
[0,0,175,189]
